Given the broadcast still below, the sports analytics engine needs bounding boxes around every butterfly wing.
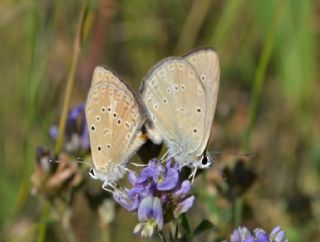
[184,48,220,152]
[86,66,146,181]
[141,58,207,162]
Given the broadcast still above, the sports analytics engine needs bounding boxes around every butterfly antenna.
[75,157,94,168]
[208,151,256,158]
[49,156,92,168]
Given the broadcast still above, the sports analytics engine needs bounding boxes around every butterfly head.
[88,167,106,181]
[88,164,126,183]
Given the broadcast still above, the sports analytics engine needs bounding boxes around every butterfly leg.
[130,162,147,167]
[117,164,134,173]
[159,150,169,162]
[161,150,181,164]
[101,181,115,193]
[188,165,198,184]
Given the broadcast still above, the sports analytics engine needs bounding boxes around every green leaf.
[174,224,179,239]
[180,214,191,236]
[192,220,215,238]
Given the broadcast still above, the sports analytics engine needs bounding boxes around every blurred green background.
[0,0,319,241]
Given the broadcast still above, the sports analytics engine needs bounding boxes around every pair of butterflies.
[85,48,220,190]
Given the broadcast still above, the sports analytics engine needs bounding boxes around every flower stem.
[62,224,78,242]
[158,230,167,242]
[234,197,243,227]
[175,0,211,53]
[54,1,87,154]
[101,225,110,242]
[36,202,50,242]
[55,198,79,242]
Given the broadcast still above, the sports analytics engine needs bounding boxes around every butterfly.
[140,48,220,174]
[85,66,147,191]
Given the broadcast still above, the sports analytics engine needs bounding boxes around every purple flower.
[156,162,179,191]
[50,104,89,152]
[173,195,195,218]
[223,226,288,242]
[254,228,269,242]
[138,197,161,221]
[138,195,163,226]
[269,226,288,242]
[133,196,164,237]
[230,227,253,242]
[135,159,179,191]
[173,180,191,197]
[112,189,139,212]
[113,158,195,238]
[128,171,139,185]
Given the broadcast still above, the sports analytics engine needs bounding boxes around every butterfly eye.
[201,155,208,166]
[89,168,95,176]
